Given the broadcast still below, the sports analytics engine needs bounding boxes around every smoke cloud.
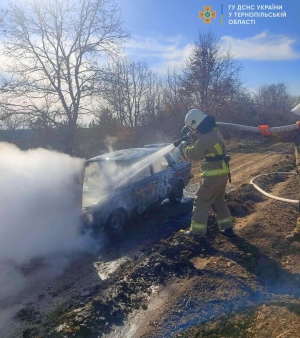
[0,143,95,299]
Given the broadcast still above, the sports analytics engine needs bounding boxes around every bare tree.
[101,58,155,127]
[159,67,190,138]
[181,30,243,118]
[292,95,300,109]
[162,68,188,112]
[142,73,162,125]
[0,9,7,24]
[255,83,293,110]
[0,107,30,143]
[0,0,128,154]
[254,83,295,125]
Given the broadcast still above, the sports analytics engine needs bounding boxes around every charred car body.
[81,145,191,239]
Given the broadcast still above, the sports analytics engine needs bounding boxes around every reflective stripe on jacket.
[182,128,229,177]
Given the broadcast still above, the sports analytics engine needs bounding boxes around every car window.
[152,156,170,174]
[131,166,152,183]
[84,161,107,186]
[168,148,181,164]
[169,148,181,163]
[83,160,128,189]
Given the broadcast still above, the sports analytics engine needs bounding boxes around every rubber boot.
[286,232,300,242]
[221,227,236,237]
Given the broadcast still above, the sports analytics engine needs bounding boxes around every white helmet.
[185,109,207,130]
[291,103,300,115]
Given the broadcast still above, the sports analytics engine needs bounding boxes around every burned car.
[81,145,192,239]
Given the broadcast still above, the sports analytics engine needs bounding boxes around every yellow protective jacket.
[269,129,300,183]
[182,128,229,177]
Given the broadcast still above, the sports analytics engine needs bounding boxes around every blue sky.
[0,0,299,97]
[117,0,300,96]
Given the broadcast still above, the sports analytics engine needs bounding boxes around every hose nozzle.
[173,126,191,147]
[173,139,182,147]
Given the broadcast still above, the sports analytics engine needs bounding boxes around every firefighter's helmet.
[185,109,207,131]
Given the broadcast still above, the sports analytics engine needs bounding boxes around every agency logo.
[199,6,216,23]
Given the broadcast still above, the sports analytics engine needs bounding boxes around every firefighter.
[262,126,300,242]
[178,109,235,237]
[285,131,300,242]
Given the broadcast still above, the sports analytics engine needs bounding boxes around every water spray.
[117,143,176,187]
[83,143,179,208]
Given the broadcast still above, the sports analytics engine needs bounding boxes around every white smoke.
[104,135,118,153]
[0,143,95,299]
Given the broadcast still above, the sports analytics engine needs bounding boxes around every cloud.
[124,35,193,72]
[245,86,258,96]
[221,31,300,60]
[123,31,300,71]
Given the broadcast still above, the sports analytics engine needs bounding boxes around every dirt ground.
[2,140,300,338]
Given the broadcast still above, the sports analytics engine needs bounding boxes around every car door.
[150,155,174,199]
[132,165,160,213]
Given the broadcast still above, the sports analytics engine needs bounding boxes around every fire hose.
[216,121,300,208]
[173,112,300,207]
[215,102,300,136]
[250,172,300,209]
[174,121,300,146]
[216,121,300,137]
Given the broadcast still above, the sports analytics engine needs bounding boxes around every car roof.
[86,147,160,163]
[143,143,170,148]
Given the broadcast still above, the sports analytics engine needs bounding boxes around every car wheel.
[169,181,183,203]
[106,209,127,240]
